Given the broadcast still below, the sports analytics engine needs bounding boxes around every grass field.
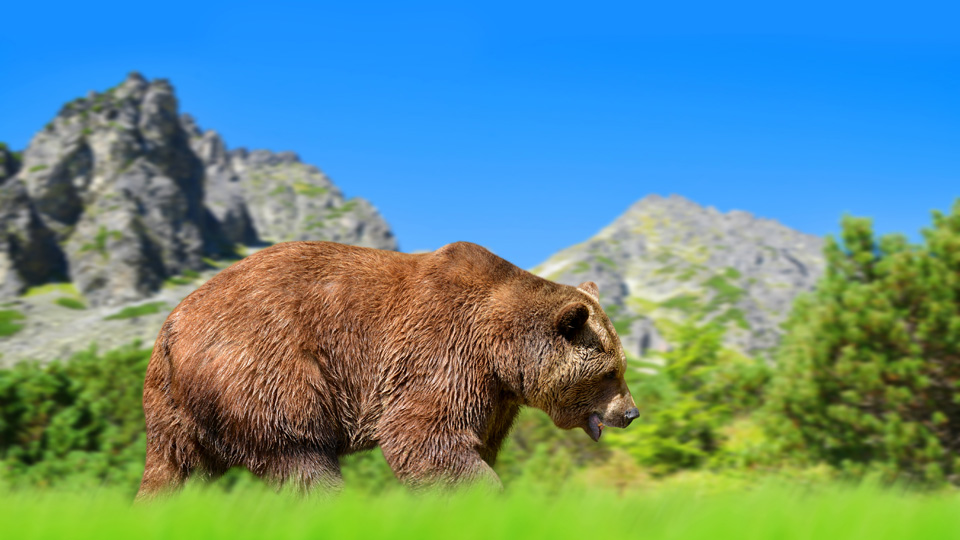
[3,482,959,539]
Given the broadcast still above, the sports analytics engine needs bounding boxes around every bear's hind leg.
[135,445,192,502]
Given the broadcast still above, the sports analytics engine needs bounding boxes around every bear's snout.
[596,388,639,431]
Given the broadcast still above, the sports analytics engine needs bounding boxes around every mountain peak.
[0,73,396,305]
[533,194,825,356]
[631,192,696,206]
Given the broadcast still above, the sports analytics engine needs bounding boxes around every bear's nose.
[624,407,640,425]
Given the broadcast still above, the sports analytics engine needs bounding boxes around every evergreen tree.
[766,202,960,484]
[607,321,769,475]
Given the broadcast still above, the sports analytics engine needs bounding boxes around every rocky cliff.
[532,194,825,357]
[0,72,396,306]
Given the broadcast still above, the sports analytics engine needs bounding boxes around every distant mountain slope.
[532,194,825,357]
[0,72,395,306]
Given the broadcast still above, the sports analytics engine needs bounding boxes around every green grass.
[596,255,617,268]
[202,257,229,268]
[0,308,25,337]
[1,483,959,540]
[661,294,702,314]
[677,267,700,281]
[164,268,200,287]
[654,264,677,276]
[325,199,359,219]
[103,302,167,321]
[704,275,746,309]
[570,260,591,274]
[724,267,743,280]
[292,182,328,197]
[54,297,86,310]
[22,282,80,297]
[715,307,750,330]
[613,318,634,336]
[304,217,327,231]
[79,226,111,258]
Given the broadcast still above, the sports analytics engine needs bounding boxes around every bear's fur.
[136,241,637,499]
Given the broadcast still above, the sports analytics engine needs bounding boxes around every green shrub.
[0,344,151,490]
[765,204,960,485]
[607,322,770,475]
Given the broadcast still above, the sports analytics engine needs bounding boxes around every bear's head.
[522,281,639,441]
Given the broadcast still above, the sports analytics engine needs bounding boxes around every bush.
[765,204,960,485]
[607,322,770,475]
[0,344,151,491]
[496,320,771,484]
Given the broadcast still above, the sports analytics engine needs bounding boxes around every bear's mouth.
[585,413,604,442]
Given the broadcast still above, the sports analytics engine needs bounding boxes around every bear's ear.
[577,281,599,301]
[556,302,590,341]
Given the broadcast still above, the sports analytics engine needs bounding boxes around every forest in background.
[3,201,960,496]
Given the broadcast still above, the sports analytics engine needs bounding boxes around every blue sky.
[1,1,957,269]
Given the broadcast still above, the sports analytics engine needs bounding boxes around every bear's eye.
[603,370,617,381]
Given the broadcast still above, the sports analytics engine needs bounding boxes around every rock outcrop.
[0,144,21,183]
[532,194,825,357]
[0,179,68,297]
[182,116,394,248]
[0,72,396,306]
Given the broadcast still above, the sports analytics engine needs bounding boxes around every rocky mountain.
[0,72,395,307]
[532,194,825,358]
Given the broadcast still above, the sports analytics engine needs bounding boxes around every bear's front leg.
[379,431,503,491]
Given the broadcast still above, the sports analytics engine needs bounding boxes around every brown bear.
[136,241,638,499]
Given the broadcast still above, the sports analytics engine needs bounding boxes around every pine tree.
[766,202,960,484]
